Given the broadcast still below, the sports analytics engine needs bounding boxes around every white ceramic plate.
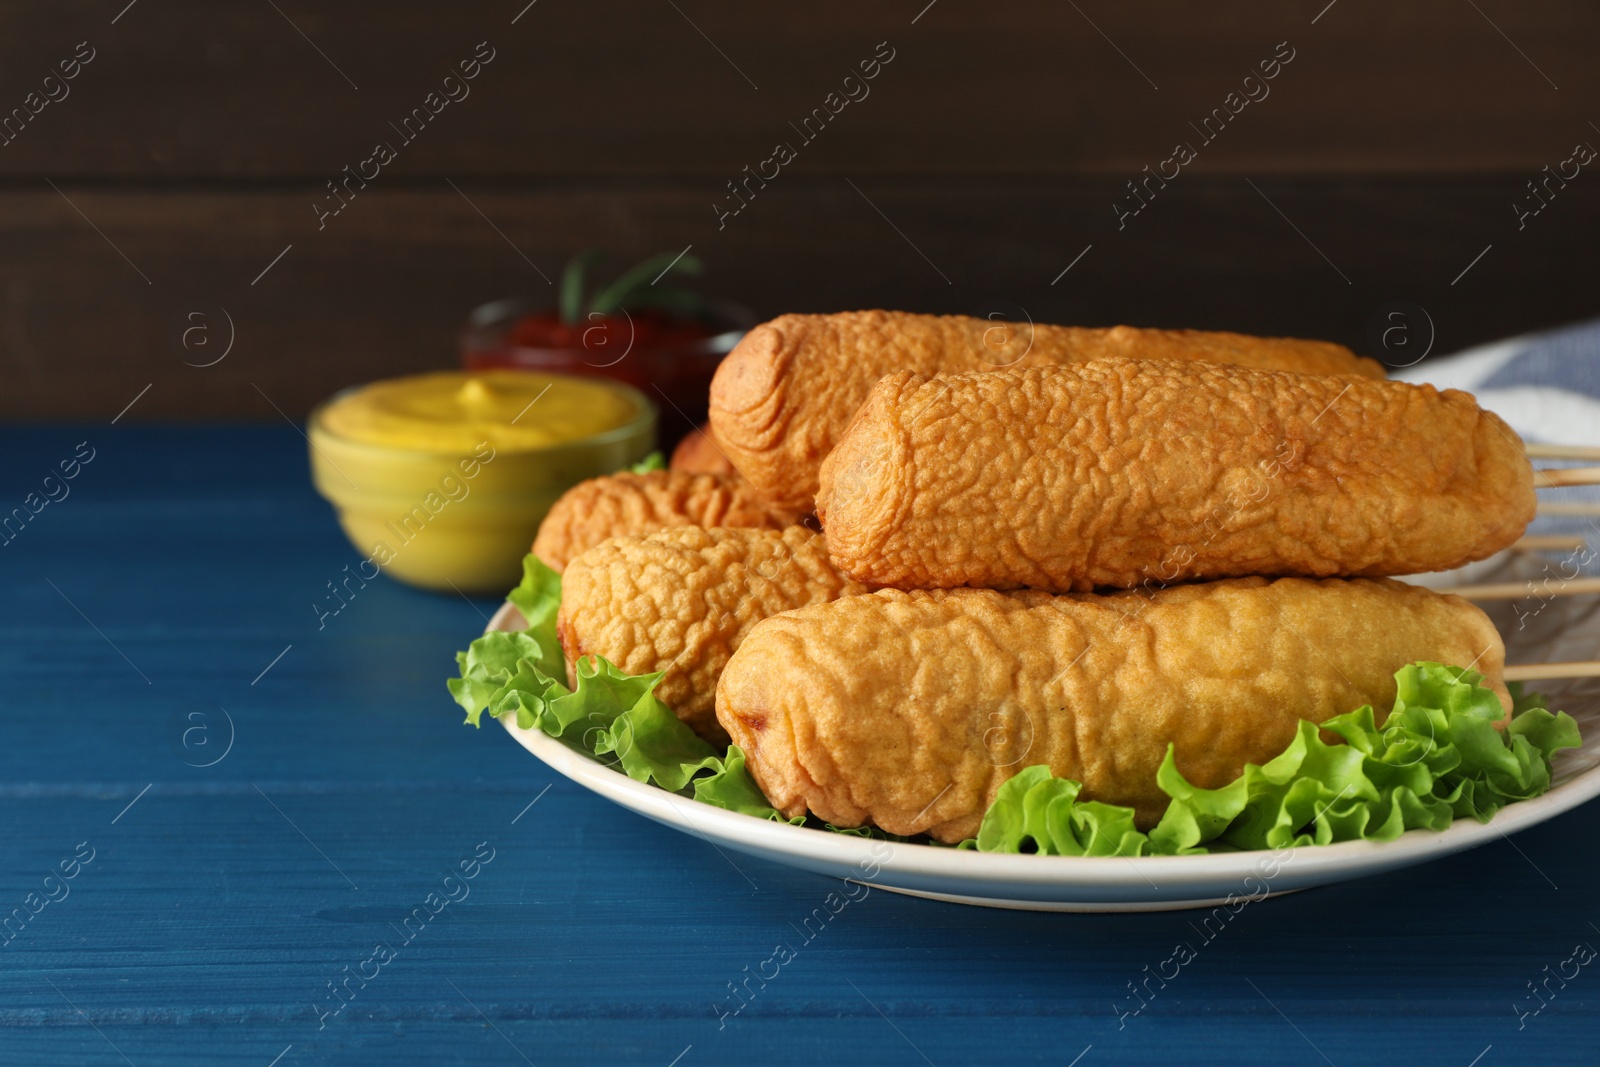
[488,565,1600,912]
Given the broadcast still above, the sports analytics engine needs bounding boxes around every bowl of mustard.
[308,370,655,594]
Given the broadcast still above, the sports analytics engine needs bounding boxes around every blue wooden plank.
[0,426,1596,1066]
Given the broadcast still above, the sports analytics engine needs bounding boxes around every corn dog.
[670,424,737,476]
[532,470,804,573]
[817,360,1535,593]
[716,579,1509,842]
[559,526,865,744]
[709,310,1386,509]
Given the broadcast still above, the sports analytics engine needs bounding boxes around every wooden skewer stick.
[1443,577,1600,601]
[1539,502,1600,517]
[1535,466,1600,488]
[1504,661,1600,682]
[1525,444,1600,462]
[1514,535,1589,552]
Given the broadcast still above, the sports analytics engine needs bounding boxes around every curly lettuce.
[629,451,666,474]
[976,666,1580,856]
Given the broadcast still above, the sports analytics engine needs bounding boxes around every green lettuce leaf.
[503,554,563,662]
[977,663,1581,856]
[448,555,566,726]
[447,630,552,728]
[448,553,796,823]
[975,767,1150,856]
[630,451,666,474]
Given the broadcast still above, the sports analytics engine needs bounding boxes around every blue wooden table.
[2,424,1596,1066]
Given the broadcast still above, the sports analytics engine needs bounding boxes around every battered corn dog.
[532,470,804,573]
[670,424,738,477]
[709,310,1385,509]
[818,360,1535,593]
[716,578,1510,842]
[559,526,866,744]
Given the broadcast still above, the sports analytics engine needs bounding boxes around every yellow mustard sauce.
[319,371,638,452]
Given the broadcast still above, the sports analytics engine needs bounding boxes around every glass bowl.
[459,298,751,449]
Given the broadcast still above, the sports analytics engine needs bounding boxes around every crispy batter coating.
[717,578,1510,842]
[670,424,738,477]
[709,310,1385,509]
[532,470,804,573]
[817,360,1535,592]
[559,527,866,744]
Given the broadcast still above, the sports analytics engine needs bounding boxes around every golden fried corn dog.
[559,526,866,744]
[818,360,1535,593]
[670,424,737,477]
[532,470,804,573]
[717,578,1510,842]
[709,310,1385,509]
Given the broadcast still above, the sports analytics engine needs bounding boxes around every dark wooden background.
[2,0,1597,421]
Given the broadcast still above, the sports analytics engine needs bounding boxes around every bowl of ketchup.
[460,298,751,449]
